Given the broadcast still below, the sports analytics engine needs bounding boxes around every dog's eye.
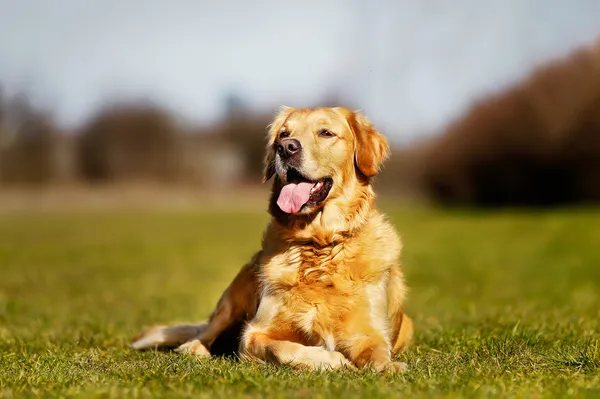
[279,131,290,139]
[319,129,335,138]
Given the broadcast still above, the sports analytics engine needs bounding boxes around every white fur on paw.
[301,350,355,371]
[130,325,167,350]
[175,340,211,358]
[383,361,408,373]
[327,351,356,370]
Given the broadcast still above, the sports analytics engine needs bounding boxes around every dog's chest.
[263,242,350,290]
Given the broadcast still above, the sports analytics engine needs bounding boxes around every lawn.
[1,202,599,398]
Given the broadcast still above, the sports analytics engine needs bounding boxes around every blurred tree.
[77,103,182,182]
[0,91,61,184]
[417,40,600,207]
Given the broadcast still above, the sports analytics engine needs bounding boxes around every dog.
[131,106,413,372]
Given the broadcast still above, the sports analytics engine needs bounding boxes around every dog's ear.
[262,105,295,183]
[346,110,390,178]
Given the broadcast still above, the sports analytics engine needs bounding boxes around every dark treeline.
[416,40,600,207]
[1,39,600,208]
[0,95,275,187]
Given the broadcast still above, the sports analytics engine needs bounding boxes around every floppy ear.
[262,105,295,183]
[347,110,390,178]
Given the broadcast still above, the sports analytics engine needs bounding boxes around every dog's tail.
[130,322,208,351]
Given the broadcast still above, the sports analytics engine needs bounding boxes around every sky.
[1,0,599,143]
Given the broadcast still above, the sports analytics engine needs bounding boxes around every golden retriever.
[131,106,413,372]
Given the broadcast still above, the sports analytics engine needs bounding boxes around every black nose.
[277,138,302,158]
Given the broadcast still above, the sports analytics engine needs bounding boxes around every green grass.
[1,204,599,398]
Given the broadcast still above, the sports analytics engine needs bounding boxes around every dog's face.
[263,106,390,215]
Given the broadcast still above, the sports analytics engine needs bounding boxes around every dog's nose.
[277,138,302,158]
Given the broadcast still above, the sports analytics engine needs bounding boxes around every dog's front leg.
[239,295,354,370]
[341,333,407,373]
[240,329,353,370]
[338,301,407,373]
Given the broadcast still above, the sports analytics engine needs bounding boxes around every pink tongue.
[277,182,314,214]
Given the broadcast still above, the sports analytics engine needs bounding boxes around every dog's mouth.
[276,168,333,214]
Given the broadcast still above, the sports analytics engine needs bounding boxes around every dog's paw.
[175,340,211,358]
[366,360,408,374]
[299,348,357,371]
[325,350,357,370]
[380,361,408,374]
[130,325,168,350]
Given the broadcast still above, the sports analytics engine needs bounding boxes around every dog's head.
[263,106,390,216]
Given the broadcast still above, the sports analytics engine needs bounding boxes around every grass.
[1,201,599,398]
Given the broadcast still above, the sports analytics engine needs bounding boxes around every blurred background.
[1,0,600,209]
[3,3,600,395]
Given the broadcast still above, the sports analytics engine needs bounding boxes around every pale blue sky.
[1,0,599,142]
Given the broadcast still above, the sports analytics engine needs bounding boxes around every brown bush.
[0,116,57,184]
[77,103,183,182]
[418,39,600,207]
[0,93,73,185]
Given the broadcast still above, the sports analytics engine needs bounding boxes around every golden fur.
[131,106,413,372]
